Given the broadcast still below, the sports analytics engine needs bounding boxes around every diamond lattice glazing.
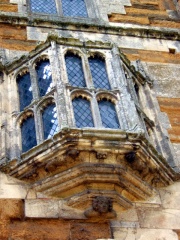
[62,0,88,17]
[36,60,53,97]
[42,104,59,140]
[65,53,86,87]
[88,57,111,90]
[98,100,120,129]
[30,0,57,14]
[17,73,33,111]
[73,97,94,128]
[21,116,37,153]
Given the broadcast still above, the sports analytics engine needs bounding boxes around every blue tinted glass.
[98,100,120,129]
[30,0,57,14]
[21,116,37,153]
[73,97,94,128]
[89,57,111,90]
[65,53,86,87]
[62,0,88,17]
[17,73,33,111]
[36,60,53,97]
[42,104,59,140]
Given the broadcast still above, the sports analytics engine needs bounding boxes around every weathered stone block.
[113,228,178,240]
[137,207,180,229]
[0,172,28,199]
[159,181,180,209]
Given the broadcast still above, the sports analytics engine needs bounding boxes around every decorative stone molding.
[1,128,176,214]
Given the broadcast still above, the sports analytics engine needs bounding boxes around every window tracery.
[12,44,152,155]
[15,55,58,153]
[66,51,119,129]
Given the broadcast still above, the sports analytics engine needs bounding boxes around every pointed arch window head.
[98,99,120,129]
[17,72,33,111]
[88,56,111,90]
[72,97,94,128]
[21,115,37,153]
[65,53,86,87]
[36,59,53,97]
[62,0,88,17]
[42,103,59,140]
[30,0,57,14]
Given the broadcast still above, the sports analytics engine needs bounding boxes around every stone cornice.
[0,12,180,41]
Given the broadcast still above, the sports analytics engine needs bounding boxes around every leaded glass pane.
[36,60,53,97]
[65,53,86,87]
[62,0,88,17]
[98,100,120,129]
[42,104,59,140]
[72,97,94,128]
[30,0,57,14]
[89,57,111,90]
[17,73,33,111]
[21,116,37,153]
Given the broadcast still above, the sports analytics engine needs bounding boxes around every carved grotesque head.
[92,196,112,213]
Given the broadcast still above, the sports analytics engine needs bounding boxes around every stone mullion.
[55,0,63,15]
[35,105,44,144]
[29,63,39,101]
[0,74,7,161]
[83,54,94,88]
[28,63,42,145]
[50,42,68,129]
[8,73,20,160]
[66,89,75,127]
[105,51,117,89]
[116,92,129,131]
[111,45,144,133]
[91,92,102,128]
[85,0,99,18]
[111,45,127,88]
[118,86,143,132]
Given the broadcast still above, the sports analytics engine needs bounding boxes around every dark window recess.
[42,104,59,140]
[62,0,88,17]
[17,73,33,111]
[21,116,37,153]
[30,0,57,14]
[89,56,111,90]
[36,60,53,97]
[65,53,86,87]
[98,99,120,129]
[72,97,94,128]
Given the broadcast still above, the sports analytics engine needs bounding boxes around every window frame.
[27,0,98,19]
[14,53,59,155]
